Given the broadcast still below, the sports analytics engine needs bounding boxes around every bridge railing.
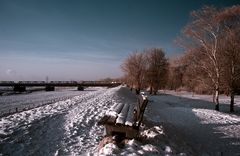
[49,81,78,84]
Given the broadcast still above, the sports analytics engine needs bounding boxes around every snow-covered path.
[0,87,121,155]
[145,92,240,156]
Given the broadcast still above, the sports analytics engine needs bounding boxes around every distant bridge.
[0,81,121,92]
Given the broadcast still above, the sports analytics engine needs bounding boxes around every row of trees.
[121,5,240,112]
[121,48,168,95]
[175,5,240,112]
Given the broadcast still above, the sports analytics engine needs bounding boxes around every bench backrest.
[135,94,148,127]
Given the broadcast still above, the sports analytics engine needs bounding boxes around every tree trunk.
[215,89,220,111]
[230,91,234,112]
[136,88,140,95]
[230,61,235,112]
[153,90,157,95]
[149,86,153,94]
[215,69,220,111]
[212,91,215,103]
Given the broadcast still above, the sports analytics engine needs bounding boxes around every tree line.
[121,5,240,112]
[121,48,168,95]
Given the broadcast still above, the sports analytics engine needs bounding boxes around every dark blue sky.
[0,0,239,80]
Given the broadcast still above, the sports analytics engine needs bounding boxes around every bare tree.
[180,6,223,111]
[218,5,240,112]
[181,49,215,94]
[166,56,185,91]
[121,51,146,94]
[145,48,168,94]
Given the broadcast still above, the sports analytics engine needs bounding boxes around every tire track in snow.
[61,87,120,155]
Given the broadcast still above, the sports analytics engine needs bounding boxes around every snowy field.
[144,90,240,156]
[0,87,117,155]
[0,86,168,156]
[0,88,85,116]
[1,87,240,156]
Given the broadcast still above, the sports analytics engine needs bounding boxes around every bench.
[98,90,148,138]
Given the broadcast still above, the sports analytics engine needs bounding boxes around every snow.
[0,87,120,155]
[99,143,120,155]
[61,87,120,154]
[99,139,160,156]
[125,102,135,126]
[1,86,164,156]
[116,103,129,124]
[141,126,164,138]
[164,146,172,153]
[0,89,84,116]
[144,90,240,155]
[192,108,240,138]
[1,87,240,155]
[106,102,124,118]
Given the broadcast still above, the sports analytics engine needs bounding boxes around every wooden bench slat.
[116,103,130,125]
[125,102,135,126]
[114,102,125,114]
